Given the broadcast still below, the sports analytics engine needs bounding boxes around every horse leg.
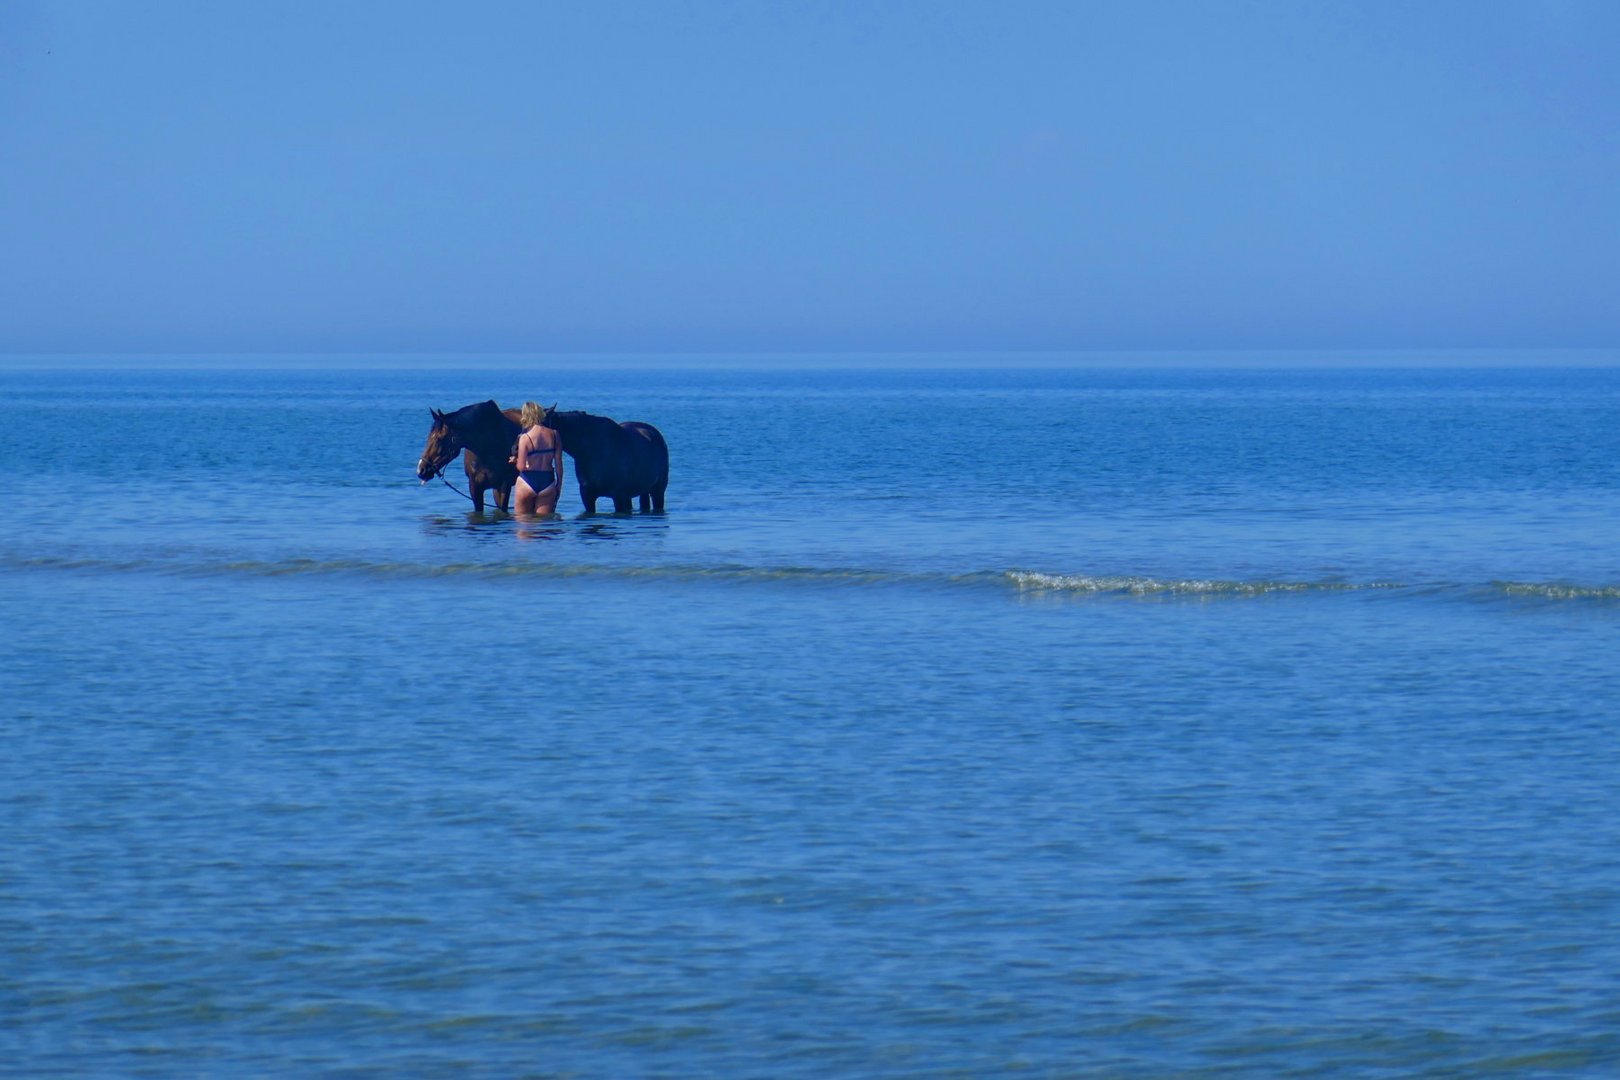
[612,495,632,514]
[580,485,597,514]
[639,493,651,512]
[651,482,666,513]
[496,482,512,513]
[462,454,484,513]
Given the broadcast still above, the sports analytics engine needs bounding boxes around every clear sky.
[1,0,1616,357]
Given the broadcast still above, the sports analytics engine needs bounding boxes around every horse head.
[416,407,463,481]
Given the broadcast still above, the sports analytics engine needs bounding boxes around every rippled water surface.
[3,363,1619,1076]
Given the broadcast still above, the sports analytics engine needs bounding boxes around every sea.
[3,359,1618,1077]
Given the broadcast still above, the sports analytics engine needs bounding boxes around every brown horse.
[416,402,524,512]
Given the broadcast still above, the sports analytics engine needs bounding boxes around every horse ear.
[431,408,443,421]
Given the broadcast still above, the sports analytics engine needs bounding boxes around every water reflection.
[418,511,512,542]
[574,512,671,544]
[515,513,565,543]
[417,510,671,548]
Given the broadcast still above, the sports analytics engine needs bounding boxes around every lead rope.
[432,452,522,509]
[424,456,495,508]
[440,476,482,505]
[426,432,524,508]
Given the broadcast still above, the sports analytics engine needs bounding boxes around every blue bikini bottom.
[518,471,557,494]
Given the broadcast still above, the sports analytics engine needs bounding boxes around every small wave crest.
[1004,571,1385,597]
[1493,581,1620,601]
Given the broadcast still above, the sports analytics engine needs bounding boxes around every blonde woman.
[510,401,562,515]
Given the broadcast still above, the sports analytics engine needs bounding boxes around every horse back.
[620,421,669,479]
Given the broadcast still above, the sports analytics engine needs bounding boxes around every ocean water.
[3,362,1619,1077]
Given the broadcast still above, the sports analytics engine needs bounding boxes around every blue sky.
[2,0,1616,356]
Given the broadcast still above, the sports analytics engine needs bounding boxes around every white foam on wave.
[1004,570,1370,596]
[1494,581,1620,601]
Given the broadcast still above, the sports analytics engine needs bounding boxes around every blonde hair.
[520,401,545,428]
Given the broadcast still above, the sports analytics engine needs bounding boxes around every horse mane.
[546,409,619,434]
[443,400,520,459]
[444,399,506,427]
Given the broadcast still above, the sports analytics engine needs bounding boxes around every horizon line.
[2,346,1619,371]
[4,345,1619,358]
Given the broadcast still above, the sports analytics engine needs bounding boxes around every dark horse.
[416,401,523,512]
[543,407,669,514]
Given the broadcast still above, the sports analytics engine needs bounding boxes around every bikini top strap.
[523,428,556,464]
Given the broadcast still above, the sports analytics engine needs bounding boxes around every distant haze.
[2,0,1617,358]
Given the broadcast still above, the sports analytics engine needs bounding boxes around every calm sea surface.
[3,363,1619,1077]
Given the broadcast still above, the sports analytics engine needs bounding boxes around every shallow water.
[3,364,1619,1076]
